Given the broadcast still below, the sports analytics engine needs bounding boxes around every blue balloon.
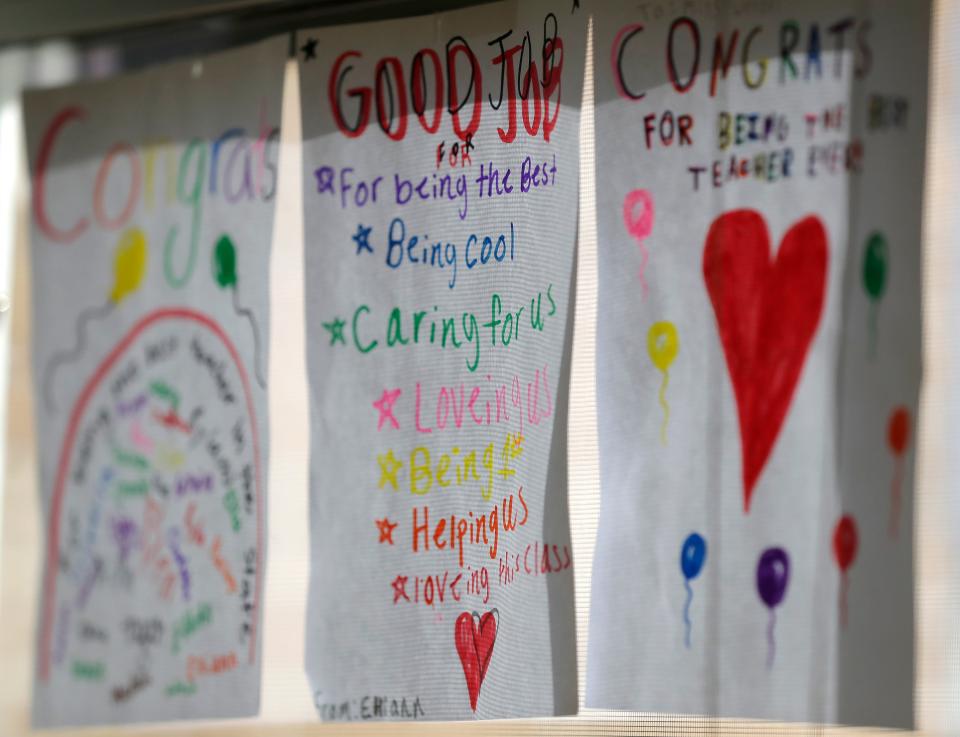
[680,532,707,581]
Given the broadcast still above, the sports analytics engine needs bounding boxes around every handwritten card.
[299,0,585,721]
[25,37,284,726]
[586,0,928,727]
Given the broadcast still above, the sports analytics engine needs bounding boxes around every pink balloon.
[623,189,654,299]
[623,189,654,241]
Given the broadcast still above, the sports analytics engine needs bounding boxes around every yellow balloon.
[648,321,679,373]
[110,227,148,303]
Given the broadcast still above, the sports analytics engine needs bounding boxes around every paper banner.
[24,37,285,727]
[299,0,585,721]
[586,1,927,727]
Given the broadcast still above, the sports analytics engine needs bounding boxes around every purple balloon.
[756,547,790,609]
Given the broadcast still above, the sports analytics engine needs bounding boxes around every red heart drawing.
[455,609,498,712]
[703,210,828,512]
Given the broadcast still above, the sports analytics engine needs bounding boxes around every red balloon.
[887,406,910,457]
[833,515,858,572]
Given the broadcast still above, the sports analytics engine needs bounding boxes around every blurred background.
[0,1,957,735]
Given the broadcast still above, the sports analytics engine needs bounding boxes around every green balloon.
[862,231,887,300]
[214,234,237,288]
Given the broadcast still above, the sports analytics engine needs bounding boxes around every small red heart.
[703,210,828,512]
[454,609,498,712]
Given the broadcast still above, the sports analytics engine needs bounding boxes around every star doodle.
[373,388,401,430]
[375,517,398,545]
[353,223,374,255]
[322,317,346,346]
[377,450,403,490]
[392,574,409,603]
[300,37,318,62]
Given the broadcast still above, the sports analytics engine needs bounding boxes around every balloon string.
[889,457,903,539]
[658,370,670,445]
[840,572,849,629]
[43,300,113,412]
[637,240,649,301]
[232,288,266,390]
[683,578,693,649]
[766,609,776,670]
[868,302,878,361]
